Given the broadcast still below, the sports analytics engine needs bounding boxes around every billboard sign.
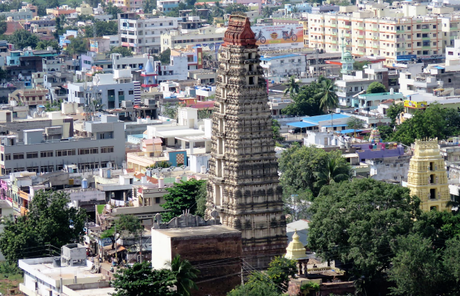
[404,100,427,109]
[252,25,304,50]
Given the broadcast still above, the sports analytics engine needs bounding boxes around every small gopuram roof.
[285,230,307,260]
[223,14,256,48]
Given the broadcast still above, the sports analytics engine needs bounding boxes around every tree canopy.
[167,254,199,296]
[0,190,86,264]
[66,37,88,56]
[366,81,387,94]
[101,214,143,250]
[84,21,118,37]
[36,39,60,51]
[8,29,40,50]
[112,261,178,296]
[161,179,206,221]
[282,77,337,117]
[278,145,351,198]
[385,103,404,125]
[159,48,171,64]
[391,103,460,145]
[109,46,133,57]
[308,178,420,293]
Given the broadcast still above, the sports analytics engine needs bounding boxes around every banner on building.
[404,100,427,109]
[252,25,304,50]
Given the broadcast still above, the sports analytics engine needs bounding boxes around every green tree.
[8,29,40,49]
[101,214,142,250]
[109,46,133,57]
[308,178,421,292]
[161,179,206,222]
[346,116,365,136]
[225,3,248,14]
[105,2,123,19]
[314,78,338,113]
[266,256,296,293]
[392,104,460,145]
[112,262,178,296]
[444,236,460,292]
[143,0,157,13]
[0,16,6,35]
[385,103,404,125]
[228,272,281,296]
[262,6,277,17]
[85,21,118,37]
[283,76,300,97]
[0,190,86,264]
[313,154,351,189]
[66,37,88,55]
[272,119,283,142]
[162,102,178,119]
[167,254,199,296]
[195,180,207,217]
[160,48,171,64]
[366,81,386,94]
[389,233,447,296]
[279,146,351,198]
[377,125,393,141]
[36,39,60,51]
[282,82,322,116]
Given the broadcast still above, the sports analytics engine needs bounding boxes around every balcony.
[372,27,378,31]
[357,26,364,30]
[396,30,405,33]
[357,35,364,39]
[373,44,379,49]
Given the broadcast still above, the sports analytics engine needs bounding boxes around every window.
[56,149,76,157]
[40,151,53,158]
[78,148,98,155]
[100,146,114,153]
[430,188,436,200]
[27,152,38,159]
[13,153,24,160]
[448,78,452,83]
[155,197,160,204]
[118,91,124,96]
[5,154,10,161]
[129,90,134,95]
[248,77,254,85]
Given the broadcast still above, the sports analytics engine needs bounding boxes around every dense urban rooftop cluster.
[0,0,460,295]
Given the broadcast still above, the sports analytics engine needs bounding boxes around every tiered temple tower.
[205,14,287,270]
[407,139,450,211]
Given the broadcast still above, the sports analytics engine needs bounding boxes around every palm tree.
[167,255,199,296]
[283,76,300,97]
[314,78,339,129]
[314,78,339,113]
[314,156,351,189]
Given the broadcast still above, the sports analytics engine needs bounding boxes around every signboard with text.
[404,100,427,109]
[252,25,304,50]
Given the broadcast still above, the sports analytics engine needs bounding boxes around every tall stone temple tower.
[407,139,450,212]
[205,14,287,270]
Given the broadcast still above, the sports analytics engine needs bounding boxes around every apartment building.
[0,115,125,176]
[306,2,460,65]
[160,26,225,52]
[119,13,178,54]
[67,69,137,109]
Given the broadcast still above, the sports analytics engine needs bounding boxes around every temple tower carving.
[205,14,287,270]
[407,139,450,211]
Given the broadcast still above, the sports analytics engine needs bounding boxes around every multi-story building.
[119,13,178,54]
[157,0,181,13]
[160,26,225,52]
[67,69,138,109]
[0,8,34,20]
[205,15,287,269]
[407,139,450,212]
[0,115,125,175]
[260,53,306,78]
[306,3,454,65]
[8,88,48,106]
[107,0,143,10]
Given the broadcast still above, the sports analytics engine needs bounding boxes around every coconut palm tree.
[283,75,300,97]
[167,255,199,296]
[314,78,339,129]
[314,156,351,189]
[314,78,339,114]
